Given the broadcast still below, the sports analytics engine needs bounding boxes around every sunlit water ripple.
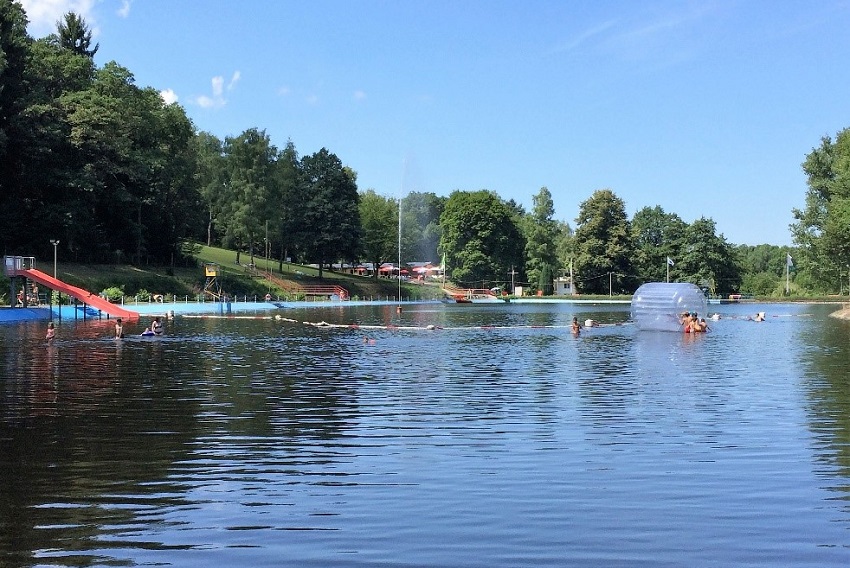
[1,302,849,566]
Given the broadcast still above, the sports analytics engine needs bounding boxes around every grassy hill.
[4,243,444,304]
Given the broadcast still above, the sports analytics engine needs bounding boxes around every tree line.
[0,4,827,296]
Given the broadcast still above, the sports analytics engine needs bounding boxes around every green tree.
[741,271,779,296]
[54,12,98,58]
[736,244,796,277]
[524,187,560,295]
[400,191,443,264]
[360,190,398,279]
[218,128,279,265]
[56,62,199,264]
[554,220,574,293]
[0,0,33,252]
[737,244,797,296]
[791,128,850,293]
[631,205,687,283]
[300,148,361,278]
[439,190,524,288]
[193,131,225,246]
[677,217,741,295]
[573,189,634,294]
[272,140,304,270]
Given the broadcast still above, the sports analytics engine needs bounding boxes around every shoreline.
[4,297,850,324]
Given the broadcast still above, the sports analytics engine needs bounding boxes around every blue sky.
[19,0,850,246]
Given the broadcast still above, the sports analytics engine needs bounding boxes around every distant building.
[554,277,575,296]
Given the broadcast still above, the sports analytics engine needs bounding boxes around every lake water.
[1,302,849,567]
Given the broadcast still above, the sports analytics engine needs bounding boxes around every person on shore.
[151,317,163,336]
[46,322,55,342]
[115,318,124,339]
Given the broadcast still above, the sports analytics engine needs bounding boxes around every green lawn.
[4,243,444,304]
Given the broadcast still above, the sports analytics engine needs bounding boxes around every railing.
[443,285,499,299]
[299,285,349,300]
[3,256,36,277]
[262,270,349,300]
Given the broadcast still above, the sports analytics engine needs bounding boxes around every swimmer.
[114,318,124,339]
[46,322,55,341]
[571,317,583,335]
[140,327,155,336]
[753,312,766,322]
[683,312,694,333]
[151,316,163,335]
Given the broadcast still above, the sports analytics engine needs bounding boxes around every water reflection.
[797,306,850,502]
[0,319,203,566]
[1,303,849,566]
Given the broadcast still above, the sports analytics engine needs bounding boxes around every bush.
[741,272,779,297]
[101,286,125,302]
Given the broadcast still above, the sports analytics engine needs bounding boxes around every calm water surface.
[1,302,849,567]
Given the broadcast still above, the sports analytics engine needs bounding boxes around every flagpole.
[666,260,669,283]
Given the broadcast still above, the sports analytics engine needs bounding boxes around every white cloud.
[195,95,221,109]
[117,0,132,18]
[306,94,319,105]
[552,19,618,54]
[353,90,366,101]
[277,86,292,97]
[19,0,98,37]
[228,71,241,91]
[211,76,224,97]
[159,89,178,105]
[192,71,239,109]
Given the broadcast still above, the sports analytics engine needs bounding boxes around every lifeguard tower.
[203,263,223,300]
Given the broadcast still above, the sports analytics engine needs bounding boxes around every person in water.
[46,322,56,342]
[140,327,155,336]
[571,317,583,335]
[151,316,163,336]
[114,318,124,339]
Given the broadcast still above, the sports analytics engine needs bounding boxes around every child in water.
[46,322,55,342]
[114,318,124,339]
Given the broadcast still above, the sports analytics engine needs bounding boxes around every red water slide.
[21,268,140,320]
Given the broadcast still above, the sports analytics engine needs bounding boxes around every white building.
[554,276,575,296]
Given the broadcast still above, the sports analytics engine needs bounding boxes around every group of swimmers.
[111,316,164,339]
[681,312,710,333]
[45,316,165,342]
[571,317,601,335]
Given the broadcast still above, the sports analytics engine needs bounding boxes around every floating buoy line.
[175,312,811,332]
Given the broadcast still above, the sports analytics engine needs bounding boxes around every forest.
[2,3,844,297]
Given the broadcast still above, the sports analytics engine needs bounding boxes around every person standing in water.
[571,317,583,335]
[151,316,164,336]
[46,322,56,342]
[114,318,124,339]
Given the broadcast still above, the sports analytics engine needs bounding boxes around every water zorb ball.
[631,282,707,332]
